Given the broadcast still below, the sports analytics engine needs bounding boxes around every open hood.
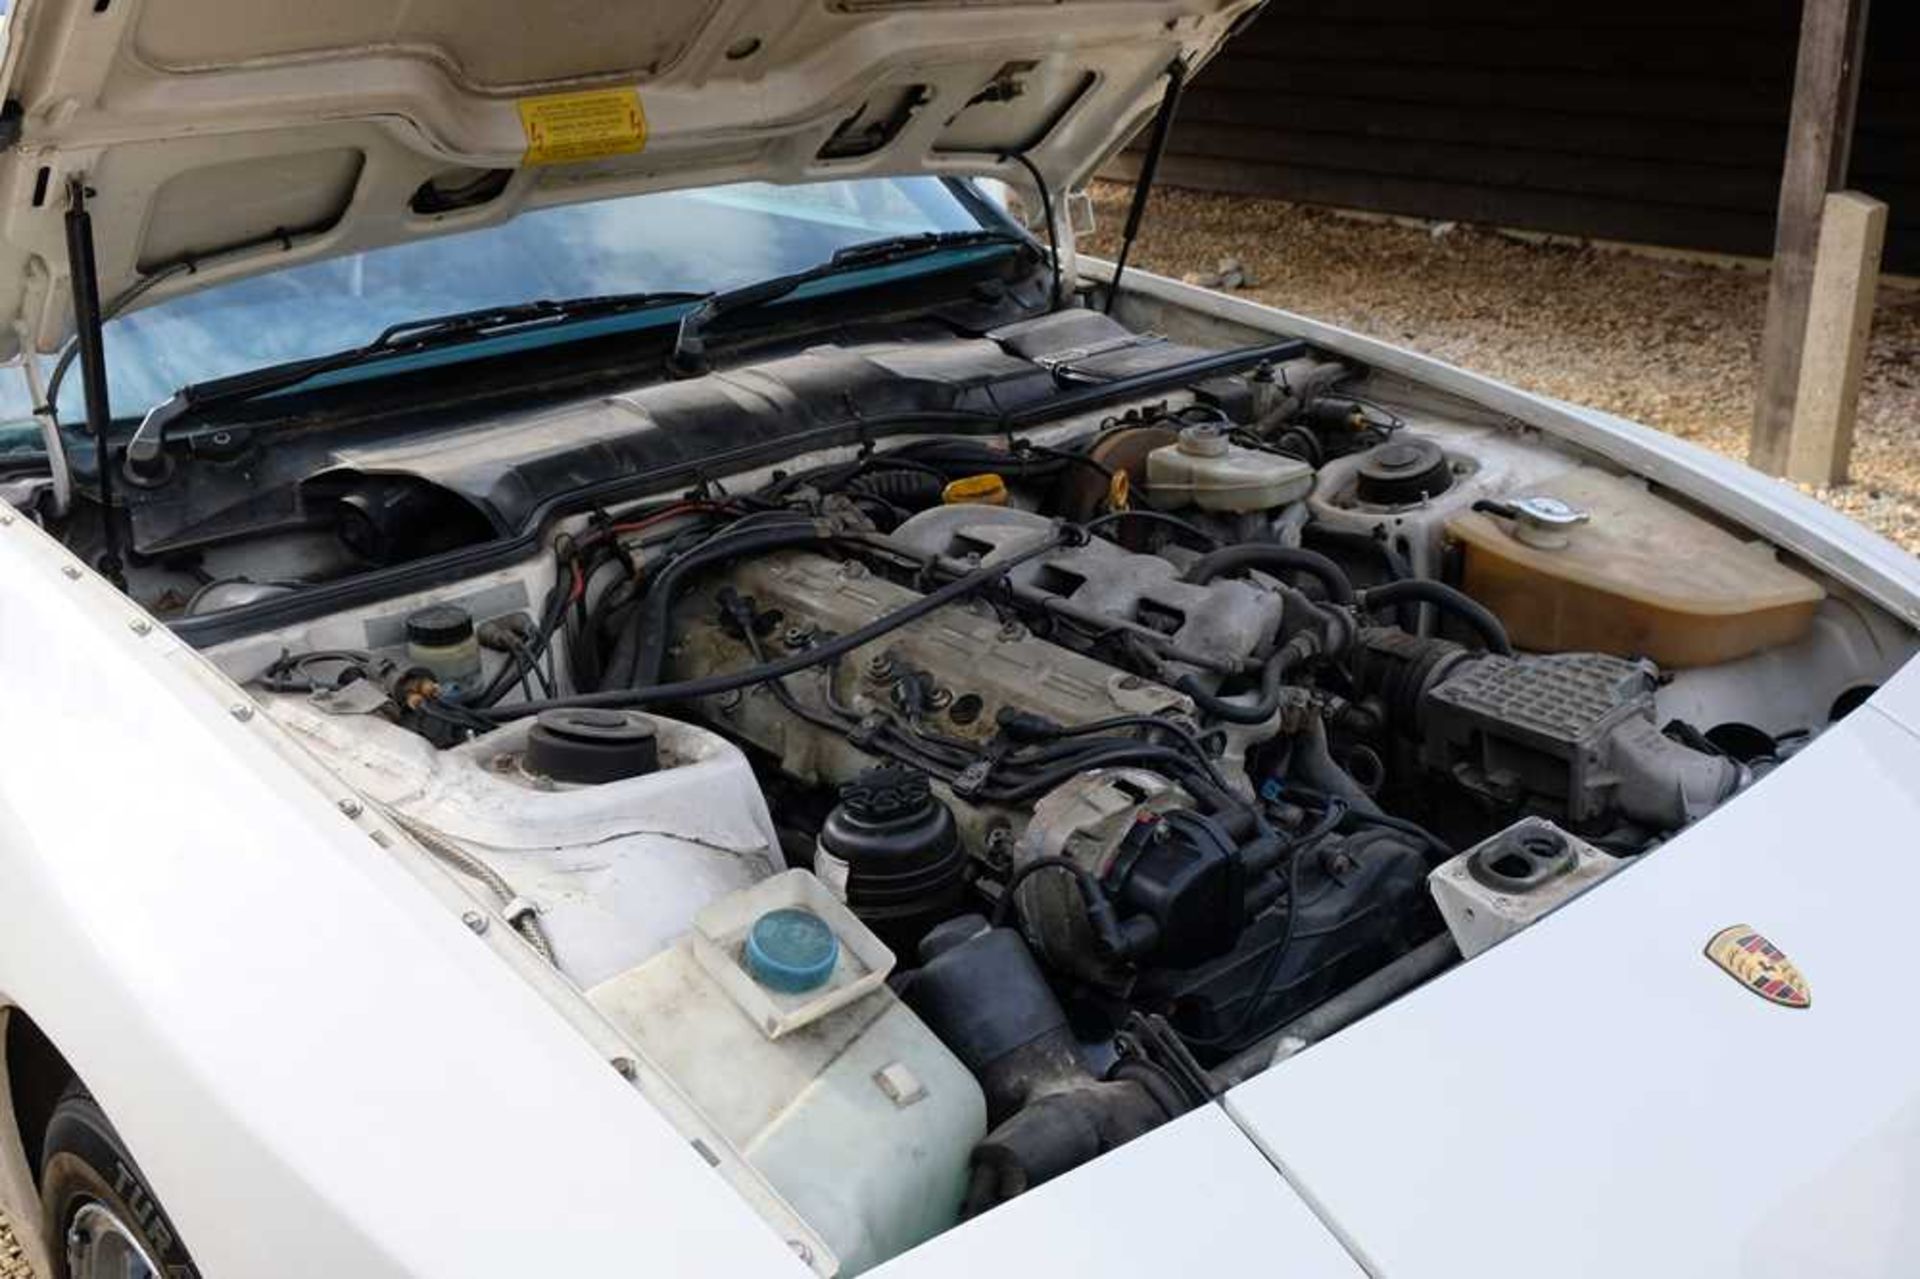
[0,0,1258,360]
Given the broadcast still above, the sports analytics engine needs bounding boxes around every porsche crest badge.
[1704,925,1810,1008]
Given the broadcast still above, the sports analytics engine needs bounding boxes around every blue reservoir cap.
[744,908,840,994]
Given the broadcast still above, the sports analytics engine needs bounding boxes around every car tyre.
[38,1083,199,1278]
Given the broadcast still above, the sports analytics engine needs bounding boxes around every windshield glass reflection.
[23,176,988,425]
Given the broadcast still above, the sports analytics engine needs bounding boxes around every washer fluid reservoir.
[589,871,986,1275]
[1447,467,1824,667]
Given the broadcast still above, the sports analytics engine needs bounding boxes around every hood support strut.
[1104,59,1187,315]
[63,177,125,586]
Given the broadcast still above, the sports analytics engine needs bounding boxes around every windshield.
[4,175,998,432]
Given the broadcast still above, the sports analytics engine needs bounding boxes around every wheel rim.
[66,1200,161,1279]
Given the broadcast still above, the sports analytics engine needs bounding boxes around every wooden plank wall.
[1107,0,1918,273]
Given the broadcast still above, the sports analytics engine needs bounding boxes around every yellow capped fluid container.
[941,473,1008,506]
[1445,468,1824,668]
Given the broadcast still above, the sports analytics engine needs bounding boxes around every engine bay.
[171,308,1910,1275]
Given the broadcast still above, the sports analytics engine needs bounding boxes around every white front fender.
[0,504,805,1276]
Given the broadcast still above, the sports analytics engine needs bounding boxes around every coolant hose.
[1301,524,1415,628]
[1357,579,1513,656]
[1301,525,1412,582]
[1174,632,1317,725]
[1181,543,1356,605]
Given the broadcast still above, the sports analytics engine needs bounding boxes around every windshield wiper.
[666,228,1029,377]
[123,290,706,481]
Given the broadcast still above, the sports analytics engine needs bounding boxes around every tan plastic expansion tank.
[1445,467,1824,668]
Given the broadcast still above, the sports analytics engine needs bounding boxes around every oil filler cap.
[745,908,840,993]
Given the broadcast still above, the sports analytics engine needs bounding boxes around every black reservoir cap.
[404,603,476,648]
[525,708,660,784]
[1356,437,1453,506]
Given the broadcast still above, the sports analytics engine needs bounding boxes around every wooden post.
[1786,192,1887,487]
[1750,0,1872,477]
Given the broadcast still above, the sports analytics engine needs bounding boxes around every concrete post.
[1785,190,1887,488]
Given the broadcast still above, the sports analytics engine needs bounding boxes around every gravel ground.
[0,1214,29,1279]
[1082,181,1920,551]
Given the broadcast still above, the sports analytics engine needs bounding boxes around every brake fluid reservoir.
[404,603,482,690]
[1146,423,1313,512]
[589,871,985,1276]
[1446,468,1824,667]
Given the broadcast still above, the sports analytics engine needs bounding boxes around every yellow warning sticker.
[517,88,647,166]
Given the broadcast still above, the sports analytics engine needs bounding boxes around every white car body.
[0,2,1914,1277]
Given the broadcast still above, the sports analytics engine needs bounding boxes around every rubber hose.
[1301,525,1412,582]
[1358,579,1513,656]
[1303,525,1417,630]
[1174,633,1314,725]
[1107,1059,1189,1119]
[848,467,947,509]
[984,744,1240,813]
[1181,544,1356,605]
[493,527,1071,720]
[624,518,827,690]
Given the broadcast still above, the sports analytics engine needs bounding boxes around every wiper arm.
[823,229,1029,269]
[666,229,1028,377]
[123,290,706,481]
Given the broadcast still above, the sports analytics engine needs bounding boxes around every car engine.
[195,316,1870,1275]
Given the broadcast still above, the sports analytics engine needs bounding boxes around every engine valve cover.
[888,505,1286,678]
[667,551,1191,794]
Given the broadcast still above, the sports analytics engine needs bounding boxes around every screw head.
[611,1056,638,1080]
[228,703,254,722]
[127,618,151,635]
[60,565,81,580]
[461,910,489,935]
[336,797,363,818]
